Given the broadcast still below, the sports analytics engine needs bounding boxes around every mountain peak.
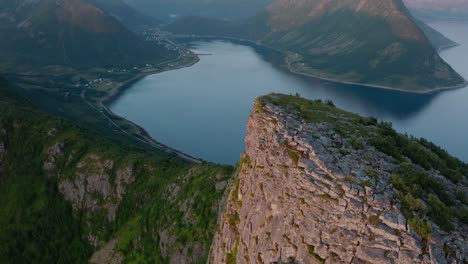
[53,0,121,33]
[17,0,123,33]
[267,0,425,42]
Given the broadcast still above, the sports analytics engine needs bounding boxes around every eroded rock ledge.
[210,94,467,264]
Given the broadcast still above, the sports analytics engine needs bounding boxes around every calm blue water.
[109,21,468,164]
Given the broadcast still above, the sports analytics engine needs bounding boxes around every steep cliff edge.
[210,94,467,263]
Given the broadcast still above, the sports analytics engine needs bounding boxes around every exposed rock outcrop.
[89,238,123,264]
[44,146,135,222]
[210,95,467,264]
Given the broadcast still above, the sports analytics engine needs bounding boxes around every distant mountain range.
[86,0,160,30]
[123,0,272,21]
[0,0,176,67]
[168,0,466,92]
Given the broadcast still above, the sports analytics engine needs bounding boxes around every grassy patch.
[349,137,364,150]
[408,218,432,239]
[365,169,379,179]
[287,149,300,165]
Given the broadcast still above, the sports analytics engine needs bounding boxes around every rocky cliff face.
[210,94,467,264]
[44,142,135,224]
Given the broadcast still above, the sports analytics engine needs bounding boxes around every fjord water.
[109,21,468,164]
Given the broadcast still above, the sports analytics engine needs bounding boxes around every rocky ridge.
[210,94,467,263]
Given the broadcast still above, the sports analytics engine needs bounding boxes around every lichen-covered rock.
[210,96,467,264]
[43,142,65,172]
[58,154,134,221]
[44,145,135,222]
[89,238,123,264]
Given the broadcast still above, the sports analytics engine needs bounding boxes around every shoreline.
[100,35,466,163]
[286,62,468,95]
[103,56,200,106]
[99,54,204,163]
[175,34,468,95]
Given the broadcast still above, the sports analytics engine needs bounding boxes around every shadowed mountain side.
[85,0,160,31]
[414,18,458,51]
[0,0,176,67]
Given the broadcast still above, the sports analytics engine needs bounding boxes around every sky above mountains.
[405,0,468,11]
[122,0,468,21]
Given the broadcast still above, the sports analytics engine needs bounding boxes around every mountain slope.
[414,18,458,51]
[86,0,160,31]
[0,0,176,67]
[167,0,466,92]
[257,0,465,91]
[210,94,468,263]
[0,77,233,263]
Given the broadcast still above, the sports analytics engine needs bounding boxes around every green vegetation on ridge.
[263,94,468,236]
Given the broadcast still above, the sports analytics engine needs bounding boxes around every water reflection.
[246,41,442,121]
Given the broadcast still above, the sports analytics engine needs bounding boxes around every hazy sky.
[404,0,468,11]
